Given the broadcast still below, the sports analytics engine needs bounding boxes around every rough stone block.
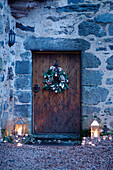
[109,24,113,36]
[96,47,107,51]
[110,121,113,128]
[106,78,113,85]
[0,3,3,9]
[14,75,32,90]
[20,51,32,60]
[68,0,84,4]
[0,74,4,82]
[104,108,113,116]
[82,106,100,116]
[0,57,2,70]
[110,3,113,10]
[82,86,109,105]
[4,101,9,111]
[1,112,8,129]
[109,45,113,50]
[16,91,31,103]
[106,55,113,70]
[0,15,3,34]
[78,21,100,36]
[105,97,112,105]
[104,38,113,43]
[95,13,113,23]
[56,4,100,13]
[16,22,35,32]
[0,104,2,117]
[24,36,90,51]
[82,52,101,68]
[14,104,31,118]
[15,61,32,74]
[82,70,103,86]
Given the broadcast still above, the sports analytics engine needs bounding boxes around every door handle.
[33,84,40,93]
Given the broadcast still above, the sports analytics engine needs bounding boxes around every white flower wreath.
[42,63,69,93]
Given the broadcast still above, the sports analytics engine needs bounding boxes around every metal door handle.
[33,84,40,93]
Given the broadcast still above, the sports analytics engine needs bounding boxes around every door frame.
[32,51,81,135]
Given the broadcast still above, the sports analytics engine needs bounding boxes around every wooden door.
[32,52,81,134]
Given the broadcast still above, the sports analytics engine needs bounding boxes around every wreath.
[42,63,69,93]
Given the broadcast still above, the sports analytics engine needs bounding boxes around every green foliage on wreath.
[42,64,69,93]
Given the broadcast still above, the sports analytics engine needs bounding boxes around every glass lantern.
[9,29,15,47]
[15,118,25,136]
[91,119,100,139]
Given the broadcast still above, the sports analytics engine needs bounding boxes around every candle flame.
[17,127,22,136]
[17,143,22,147]
[94,129,98,138]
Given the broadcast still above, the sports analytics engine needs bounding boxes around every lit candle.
[17,127,22,136]
[109,136,112,140]
[4,140,7,143]
[83,137,86,140]
[89,141,92,145]
[92,144,95,146]
[81,142,85,146]
[15,140,18,143]
[103,136,106,140]
[25,134,28,137]
[17,143,22,147]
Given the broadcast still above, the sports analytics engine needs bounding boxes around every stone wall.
[0,0,113,135]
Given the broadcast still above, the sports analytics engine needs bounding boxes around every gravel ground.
[0,136,113,170]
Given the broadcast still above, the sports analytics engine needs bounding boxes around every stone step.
[30,133,80,140]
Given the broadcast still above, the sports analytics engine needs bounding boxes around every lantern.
[15,118,25,136]
[91,119,100,139]
[9,29,15,47]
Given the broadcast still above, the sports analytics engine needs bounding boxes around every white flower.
[58,67,62,72]
[50,66,55,70]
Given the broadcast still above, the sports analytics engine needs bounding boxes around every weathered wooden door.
[32,52,81,134]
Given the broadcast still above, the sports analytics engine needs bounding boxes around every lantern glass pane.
[15,124,24,136]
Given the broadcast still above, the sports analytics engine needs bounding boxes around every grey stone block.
[106,55,113,70]
[16,91,31,103]
[0,3,3,9]
[78,21,100,37]
[4,101,9,110]
[96,47,107,51]
[95,13,113,23]
[16,22,35,32]
[109,45,113,50]
[1,112,8,129]
[82,52,101,68]
[0,104,2,117]
[56,4,100,13]
[0,74,4,82]
[110,121,113,128]
[109,24,113,36]
[0,15,3,34]
[106,78,113,85]
[82,106,100,116]
[24,36,90,51]
[15,61,32,74]
[68,0,84,4]
[104,108,113,116]
[20,52,32,60]
[14,75,32,90]
[14,104,31,118]
[82,70,103,86]
[104,38,113,43]
[0,57,2,70]
[82,86,109,105]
